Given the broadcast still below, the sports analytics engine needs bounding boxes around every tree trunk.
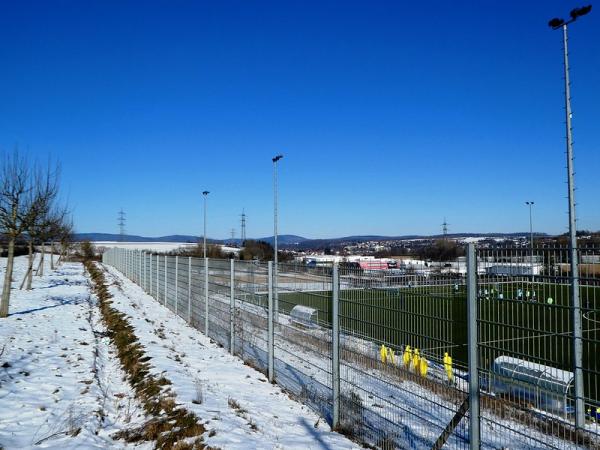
[20,241,34,290]
[39,244,46,276]
[0,238,16,317]
[49,242,54,271]
[26,241,34,290]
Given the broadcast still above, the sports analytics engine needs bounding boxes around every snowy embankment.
[102,263,359,449]
[0,256,149,449]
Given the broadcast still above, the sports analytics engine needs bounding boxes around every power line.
[118,209,126,241]
[442,218,449,239]
[240,209,246,245]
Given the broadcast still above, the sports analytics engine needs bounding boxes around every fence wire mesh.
[476,246,600,449]
[103,246,600,449]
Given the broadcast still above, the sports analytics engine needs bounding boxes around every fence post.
[175,256,179,316]
[150,254,153,296]
[164,255,168,307]
[145,252,148,292]
[268,261,274,382]
[205,257,209,336]
[332,263,340,430]
[141,252,145,289]
[188,257,192,323]
[230,258,235,355]
[140,251,143,285]
[139,251,142,284]
[466,243,480,450]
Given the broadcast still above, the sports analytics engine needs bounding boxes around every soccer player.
[443,352,454,382]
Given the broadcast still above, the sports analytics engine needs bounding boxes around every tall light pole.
[272,154,283,316]
[549,4,592,431]
[525,201,534,276]
[202,191,210,258]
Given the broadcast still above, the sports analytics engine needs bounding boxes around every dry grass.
[85,261,207,449]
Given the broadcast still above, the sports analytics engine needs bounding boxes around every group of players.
[379,344,454,383]
[478,286,554,304]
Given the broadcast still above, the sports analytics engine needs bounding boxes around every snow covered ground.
[94,242,197,252]
[0,255,360,449]
[93,242,241,255]
[102,263,359,449]
[0,256,150,449]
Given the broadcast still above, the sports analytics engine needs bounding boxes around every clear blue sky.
[1,1,598,239]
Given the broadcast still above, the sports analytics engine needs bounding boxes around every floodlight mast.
[272,154,283,318]
[202,191,210,259]
[548,4,591,432]
[525,201,534,277]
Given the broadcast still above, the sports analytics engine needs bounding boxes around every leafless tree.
[56,219,73,267]
[0,152,33,317]
[35,208,68,277]
[20,163,62,290]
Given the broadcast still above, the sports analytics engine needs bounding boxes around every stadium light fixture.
[548,4,592,28]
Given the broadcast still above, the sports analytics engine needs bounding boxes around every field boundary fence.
[103,244,600,449]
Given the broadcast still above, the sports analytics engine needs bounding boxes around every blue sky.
[0,1,598,239]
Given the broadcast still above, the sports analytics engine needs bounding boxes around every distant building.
[485,263,542,276]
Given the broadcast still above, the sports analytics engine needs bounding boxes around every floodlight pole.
[549,7,591,430]
[562,21,585,432]
[526,201,534,277]
[272,154,283,318]
[203,191,210,258]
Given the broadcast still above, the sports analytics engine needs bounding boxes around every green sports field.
[264,281,600,402]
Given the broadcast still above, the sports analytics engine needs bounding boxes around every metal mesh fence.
[476,246,600,449]
[336,266,470,448]
[103,247,600,449]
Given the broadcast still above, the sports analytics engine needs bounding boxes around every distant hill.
[74,232,546,248]
[72,233,308,245]
[253,235,308,245]
[279,232,549,250]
